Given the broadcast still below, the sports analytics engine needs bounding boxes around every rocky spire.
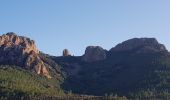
[63,49,71,56]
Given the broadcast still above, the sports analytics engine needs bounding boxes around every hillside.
[1,33,170,99]
[53,38,170,99]
[0,65,65,99]
[0,33,66,99]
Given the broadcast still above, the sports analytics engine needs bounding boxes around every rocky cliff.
[60,38,170,96]
[109,38,167,53]
[0,32,51,78]
[82,46,107,62]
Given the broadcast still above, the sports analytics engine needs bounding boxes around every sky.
[0,0,170,56]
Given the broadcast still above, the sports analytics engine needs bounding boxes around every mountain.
[0,33,66,99]
[0,33,65,79]
[109,38,167,54]
[53,38,170,99]
[82,46,107,62]
[0,33,50,78]
[1,33,170,99]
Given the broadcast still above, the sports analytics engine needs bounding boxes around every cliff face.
[109,38,167,53]
[82,46,107,62]
[0,32,51,78]
[60,38,170,96]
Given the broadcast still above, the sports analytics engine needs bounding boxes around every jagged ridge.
[0,32,51,78]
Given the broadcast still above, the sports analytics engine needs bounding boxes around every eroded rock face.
[0,32,51,78]
[82,46,107,62]
[110,38,167,53]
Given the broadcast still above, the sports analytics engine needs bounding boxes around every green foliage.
[55,51,170,99]
[2,50,170,99]
[0,65,65,99]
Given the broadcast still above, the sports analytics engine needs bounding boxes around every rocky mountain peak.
[82,46,107,62]
[110,38,167,53]
[0,33,51,78]
[0,32,39,54]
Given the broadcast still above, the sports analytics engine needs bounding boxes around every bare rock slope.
[0,32,51,78]
[82,46,107,62]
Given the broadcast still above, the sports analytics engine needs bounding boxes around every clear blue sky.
[0,0,170,56]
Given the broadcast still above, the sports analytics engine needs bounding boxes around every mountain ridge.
[1,32,170,99]
[0,32,56,78]
[53,37,170,98]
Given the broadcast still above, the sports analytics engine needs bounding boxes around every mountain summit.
[82,46,107,62]
[110,38,167,53]
[0,32,51,78]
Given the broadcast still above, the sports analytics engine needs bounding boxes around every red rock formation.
[0,32,51,78]
[63,49,71,56]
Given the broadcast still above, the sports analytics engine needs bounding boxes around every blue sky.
[0,0,170,56]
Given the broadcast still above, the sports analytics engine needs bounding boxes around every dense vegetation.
[0,65,127,100]
[53,51,170,99]
[0,65,65,99]
[2,37,170,99]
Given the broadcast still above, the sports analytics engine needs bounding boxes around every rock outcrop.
[63,49,71,56]
[82,46,107,62]
[110,38,167,53]
[0,32,51,78]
